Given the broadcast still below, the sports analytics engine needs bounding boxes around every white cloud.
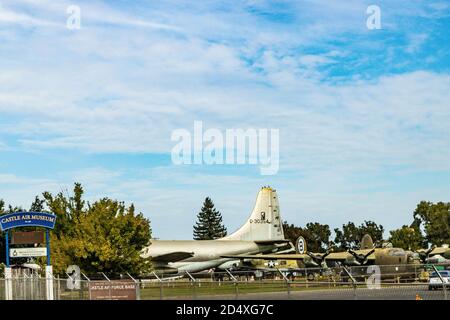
[405,33,429,54]
[0,0,449,239]
[2,0,179,31]
[0,4,57,26]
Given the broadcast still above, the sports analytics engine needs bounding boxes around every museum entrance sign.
[0,212,56,230]
[0,211,57,300]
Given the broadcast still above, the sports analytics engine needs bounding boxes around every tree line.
[281,201,450,252]
[193,198,450,252]
[1,185,449,275]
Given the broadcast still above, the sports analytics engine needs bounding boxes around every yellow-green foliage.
[44,183,152,276]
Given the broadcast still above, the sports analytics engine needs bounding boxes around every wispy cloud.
[0,4,57,26]
[0,1,449,238]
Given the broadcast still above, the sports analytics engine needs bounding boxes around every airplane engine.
[344,256,361,266]
[216,260,242,270]
[302,256,319,268]
[443,250,450,260]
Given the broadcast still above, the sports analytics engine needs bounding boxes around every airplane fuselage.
[147,240,280,274]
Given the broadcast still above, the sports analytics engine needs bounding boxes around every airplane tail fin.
[221,187,285,241]
[360,234,374,250]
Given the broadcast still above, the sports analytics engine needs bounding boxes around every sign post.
[0,212,56,300]
[46,229,51,266]
[4,231,12,300]
[5,231,9,267]
[45,229,53,300]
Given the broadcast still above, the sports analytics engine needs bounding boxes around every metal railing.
[0,263,448,300]
[138,279,449,300]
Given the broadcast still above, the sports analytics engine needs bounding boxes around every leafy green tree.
[193,197,227,240]
[304,222,331,252]
[0,201,26,264]
[413,201,450,246]
[44,183,152,276]
[42,183,85,237]
[282,221,331,252]
[334,222,359,250]
[7,205,23,213]
[282,221,302,246]
[360,220,384,244]
[30,196,46,212]
[389,225,424,251]
[334,221,384,249]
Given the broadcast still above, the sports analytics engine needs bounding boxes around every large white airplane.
[141,187,293,274]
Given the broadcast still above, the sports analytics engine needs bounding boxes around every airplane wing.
[220,252,354,262]
[221,253,309,260]
[254,240,292,245]
[324,252,352,260]
[307,251,375,262]
[222,250,376,262]
[151,251,194,263]
[430,247,449,255]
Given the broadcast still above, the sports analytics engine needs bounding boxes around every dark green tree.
[413,201,450,246]
[30,196,46,212]
[282,221,303,245]
[360,220,384,244]
[43,183,152,275]
[0,201,25,264]
[304,222,331,252]
[282,221,331,252]
[193,197,227,240]
[334,221,384,250]
[389,225,424,251]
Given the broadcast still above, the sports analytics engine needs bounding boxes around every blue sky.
[0,0,449,239]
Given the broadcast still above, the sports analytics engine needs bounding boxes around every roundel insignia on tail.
[295,236,307,254]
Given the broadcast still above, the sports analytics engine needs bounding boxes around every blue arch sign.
[1,212,56,268]
[0,212,56,231]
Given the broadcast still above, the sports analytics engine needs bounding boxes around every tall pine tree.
[193,197,227,240]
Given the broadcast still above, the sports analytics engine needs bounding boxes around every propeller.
[347,248,375,265]
[417,246,436,263]
[306,250,332,268]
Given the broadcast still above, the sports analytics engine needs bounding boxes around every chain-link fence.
[0,264,448,300]
[140,280,448,300]
[0,276,89,300]
[140,263,449,300]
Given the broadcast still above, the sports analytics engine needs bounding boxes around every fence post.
[151,272,163,300]
[277,269,291,299]
[126,272,140,300]
[57,275,60,300]
[225,269,239,299]
[342,266,357,300]
[431,265,447,300]
[185,271,197,300]
[101,272,111,300]
[81,272,91,300]
[45,266,54,300]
